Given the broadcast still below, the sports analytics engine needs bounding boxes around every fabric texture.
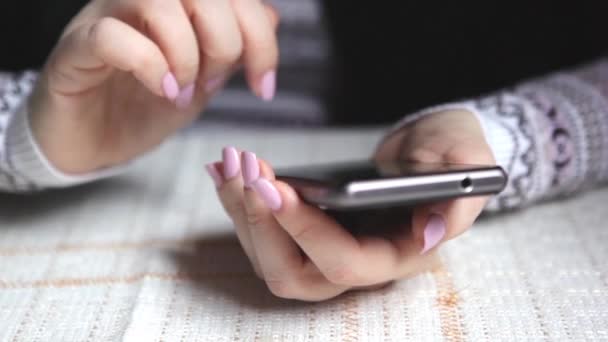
[0,125,606,341]
[204,0,332,126]
[0,71,47,192]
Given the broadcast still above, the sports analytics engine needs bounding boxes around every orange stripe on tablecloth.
[0,272,257,289]
[433,264,465,342]
[0,238,241,256]
[340,293,360,342]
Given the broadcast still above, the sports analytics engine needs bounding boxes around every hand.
[207,110,494,301]
[375,109,496,255]
[30,0,279,174]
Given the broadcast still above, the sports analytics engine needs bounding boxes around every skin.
[27,0,494,301]
[29,0,279,174]
[214,110,496,301]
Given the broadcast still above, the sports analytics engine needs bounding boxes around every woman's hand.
[30,0,279,174]
[375,109,496,254]
[207,110,494,301]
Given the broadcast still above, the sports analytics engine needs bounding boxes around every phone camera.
[460,177,473,193]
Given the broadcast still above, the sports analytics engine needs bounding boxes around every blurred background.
[2,0,607,126]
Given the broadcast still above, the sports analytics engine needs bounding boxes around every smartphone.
[275,160,507,210]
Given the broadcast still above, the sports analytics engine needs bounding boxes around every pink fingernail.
[205,163,224,188]
[260,70,276,101]
[222,147,240,180]
[420,214,446,255]
[176,83,195,109]
[162,72,180,100]
[250,178,282,211]
[205,75,225,93]
[242,151,260,188]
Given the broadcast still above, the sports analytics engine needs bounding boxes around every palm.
[99,72,201,152]
[36,70,205,173]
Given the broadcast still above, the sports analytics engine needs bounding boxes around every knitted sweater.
[2,59,608,211]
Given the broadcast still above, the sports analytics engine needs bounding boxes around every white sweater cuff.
[5,100,126,189]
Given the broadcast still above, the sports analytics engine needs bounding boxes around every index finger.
[232,0,279,101]
[263,180,403,286]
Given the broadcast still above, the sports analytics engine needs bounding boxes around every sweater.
[2,59,608,211]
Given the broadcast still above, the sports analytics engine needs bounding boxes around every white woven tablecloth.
[0,124,607,341]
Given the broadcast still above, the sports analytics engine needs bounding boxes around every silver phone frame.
[277,164,507,209]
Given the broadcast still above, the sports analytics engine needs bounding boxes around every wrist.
[28,80,104,175]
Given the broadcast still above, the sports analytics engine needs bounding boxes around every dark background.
[1,1,607,124]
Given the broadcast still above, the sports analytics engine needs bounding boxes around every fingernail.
[222,147,240,180]
[250,178,282,211]
[205,163,224,188]
[420,214,446,255]
[162,72,180,100]
[205,75,225,93]
[260,70,276,101]
[242,151,260,188]
[176,83,195,109]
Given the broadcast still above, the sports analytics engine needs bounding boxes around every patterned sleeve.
[0,71,41,192]
[385,58,608,212]
[0,71,124,193]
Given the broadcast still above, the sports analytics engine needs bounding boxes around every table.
[1,124,606,341]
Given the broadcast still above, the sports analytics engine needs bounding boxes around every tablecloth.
[1,124,606,341]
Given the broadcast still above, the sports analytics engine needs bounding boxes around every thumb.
[46,17,171,100]
[412,196,489,255]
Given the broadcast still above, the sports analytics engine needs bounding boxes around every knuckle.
[443,148,471,165]
[88,18,114,54]
[174,59,199,81]
[206,41,243,65]
[249,35,277,56]
[446,144,495,165]
[224,199,246,220]
[290,223,314,240]
[265,279,297,299]
[325,264,363,286]
[136,53,158,73]
[406,147,442,163]
[134,0,165,16]
[131,45,158,71]
[245,210,265,230]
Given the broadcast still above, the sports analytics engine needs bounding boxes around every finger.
[212,147,262,277]
[264,265,350,302]
[263,3,281,30]
[242,152,348,300]
[133,0,200,102]
[374,126,410,162]
[412,196,489,255]
[250,178,403,286]
[48,18,169,99]
[400,132,495,254]
[232,0,279,101]
[184,0,243,93]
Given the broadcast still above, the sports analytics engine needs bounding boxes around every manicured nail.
[260,70,276,101]
[222,147,240,180]
[162,72,180,100]
[242,151,260,188]
[205,163,224,188]
[205,75,225,93]
[176,83,195,109]
[250,178,282,211]
[420,214,446,255]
